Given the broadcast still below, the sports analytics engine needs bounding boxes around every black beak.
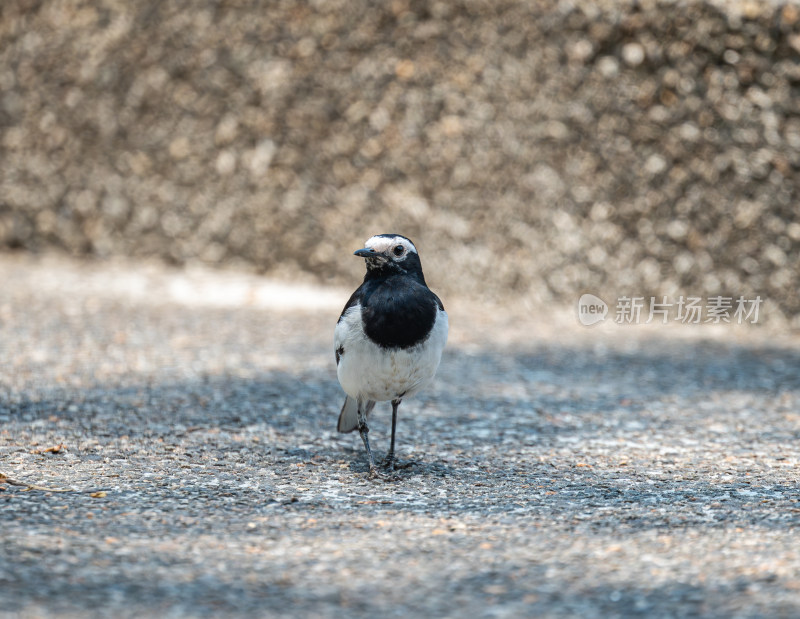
[354,248,380,258]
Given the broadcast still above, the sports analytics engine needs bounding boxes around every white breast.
[334,305,448,403]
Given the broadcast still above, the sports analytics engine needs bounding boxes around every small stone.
[644,154,667,175]
[215,150,237,176]
[214,115,239,146]
[168,137,191,160]
[622,42,645,67]
[723,49,740,65]
[597,56,620,77]
[248,139,276,177]
[395,59,415,80]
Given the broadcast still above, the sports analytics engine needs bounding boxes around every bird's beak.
[354,248,380,258]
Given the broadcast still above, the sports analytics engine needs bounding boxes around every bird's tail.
[337,397,375,433]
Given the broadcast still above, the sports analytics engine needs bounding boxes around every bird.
[334,234,448,478]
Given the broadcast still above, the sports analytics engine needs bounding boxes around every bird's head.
[354,234,424,278]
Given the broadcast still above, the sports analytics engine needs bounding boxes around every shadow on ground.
[3,336,800,618]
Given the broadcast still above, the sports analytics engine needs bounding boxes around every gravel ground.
[2,254,800,618]
[3,0,800,319]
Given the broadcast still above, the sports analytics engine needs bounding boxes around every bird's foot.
[382,453,396,471]
[381,454,416,471]
[367,465,396,481]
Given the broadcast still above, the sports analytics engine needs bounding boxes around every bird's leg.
[357,399,382,478]
[382,399,414,471]
[383,399,416,471]
[381,399,401,471]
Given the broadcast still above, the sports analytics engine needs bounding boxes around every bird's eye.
[393,245,405,257]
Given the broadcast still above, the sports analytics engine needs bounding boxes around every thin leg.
[383,399,401,471]
[357,399,381,478]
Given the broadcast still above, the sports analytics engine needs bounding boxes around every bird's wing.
[334,283,367,365]
[337,284,365,324]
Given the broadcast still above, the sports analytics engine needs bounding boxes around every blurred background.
[1,0,799,324]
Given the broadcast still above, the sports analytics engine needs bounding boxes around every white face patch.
[364,235,418,262]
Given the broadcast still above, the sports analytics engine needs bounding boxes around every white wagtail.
[334,234,448,477]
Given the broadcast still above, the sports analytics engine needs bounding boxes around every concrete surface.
[2,254,800,618]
